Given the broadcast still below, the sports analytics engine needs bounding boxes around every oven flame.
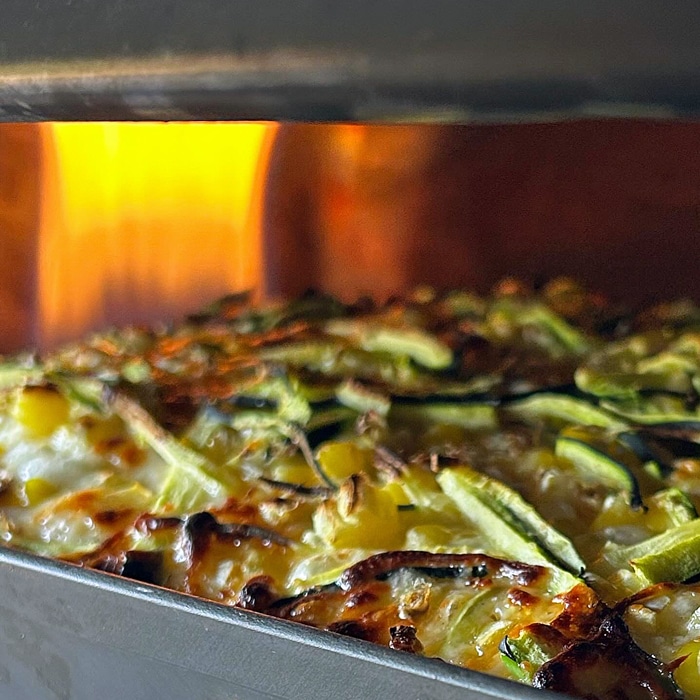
[36,122,277,348]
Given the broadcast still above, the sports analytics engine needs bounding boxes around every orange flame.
[36,122,278,348]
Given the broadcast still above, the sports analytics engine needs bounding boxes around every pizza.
[3,278,700,698]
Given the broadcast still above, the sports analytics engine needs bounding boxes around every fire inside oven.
[3,119,700,354]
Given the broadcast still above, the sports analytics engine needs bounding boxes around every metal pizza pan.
[0,545,570,700]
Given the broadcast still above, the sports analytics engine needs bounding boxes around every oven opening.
[2,120,700,353]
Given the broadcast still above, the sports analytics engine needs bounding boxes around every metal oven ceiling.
[2,0,700,122]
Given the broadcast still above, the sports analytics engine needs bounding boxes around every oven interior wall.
[0,125,41,352]
[2,119,700,352]
[265,120,700,306]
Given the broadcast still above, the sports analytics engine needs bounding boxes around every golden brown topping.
[533,617,683,700]
[338,551,545,591]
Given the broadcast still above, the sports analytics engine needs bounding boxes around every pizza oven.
[2,2,700,699]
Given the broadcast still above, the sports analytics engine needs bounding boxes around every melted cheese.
[1,283,699,698]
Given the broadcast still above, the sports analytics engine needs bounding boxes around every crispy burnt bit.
[338,551,545,592]
[450,329,501,380]
[119,550,165,585]
[92,508,140,529]
[237,576,278,612]
[326,619,378,642]
[532,615,683,700]
[514,585,684,699]
[327,607,408,646]
[88,550,165,586]
[413,426,534,478]
[268,579,386,624]
[69,529,164,586]
[135,512,291,595]
[180,512,291,557]
[158,394,199,434]
[550,583,610,641]
[136,512,292,547]
[180,512,219,571]
[69,530,132,569]
[410,448,464,472]
[389,625,423,654]
[502,585,612,677]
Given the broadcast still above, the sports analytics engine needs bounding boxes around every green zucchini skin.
[555,435,643,509]
[437,466,585,577]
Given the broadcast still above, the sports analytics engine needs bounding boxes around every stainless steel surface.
[1,0,700,122]
[0,546,568,700]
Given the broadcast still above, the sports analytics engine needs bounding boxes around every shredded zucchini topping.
[5,279,700,699]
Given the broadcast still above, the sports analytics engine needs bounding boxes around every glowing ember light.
[36,122,277,348]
